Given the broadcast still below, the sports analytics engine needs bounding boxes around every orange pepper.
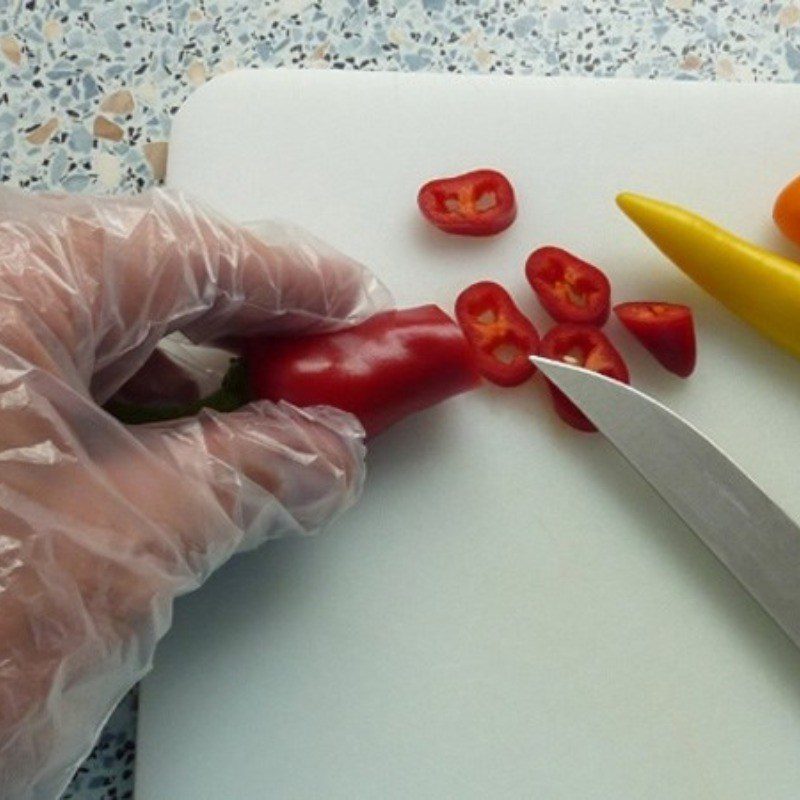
[773,174,800,246]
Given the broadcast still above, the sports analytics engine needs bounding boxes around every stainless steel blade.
[532,355,800,649]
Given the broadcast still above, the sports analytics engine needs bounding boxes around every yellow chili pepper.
[617,192,800,361]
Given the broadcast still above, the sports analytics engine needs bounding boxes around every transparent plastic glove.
[0,187,391,799]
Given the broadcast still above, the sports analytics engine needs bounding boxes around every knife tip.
[530,354,558,373]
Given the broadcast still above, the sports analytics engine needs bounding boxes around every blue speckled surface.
[0,1,798,797]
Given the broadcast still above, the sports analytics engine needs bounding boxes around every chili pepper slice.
[417,169,517,236]
[455,281,540,387]
[614,302,696,378]
[243,305,481,438]
[525,246,611,326]
[540,324,630,432]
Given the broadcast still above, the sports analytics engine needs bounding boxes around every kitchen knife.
[531,355,800,650]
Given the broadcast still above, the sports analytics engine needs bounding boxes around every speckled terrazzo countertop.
[0,1,798,797]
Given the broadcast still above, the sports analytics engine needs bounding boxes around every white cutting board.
[137,70,800,800]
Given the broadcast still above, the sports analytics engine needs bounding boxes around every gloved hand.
[0,187,390,799]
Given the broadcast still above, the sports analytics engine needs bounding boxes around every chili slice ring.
[540,324,629,432]
[418,169,517,236]
[455,281,540,387]
[526,246,611,326]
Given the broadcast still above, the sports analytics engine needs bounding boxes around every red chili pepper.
[525,247,611,326]
[540,324,630,432]
[455,281,540,387]
[614,302,696,378]
[417,169,517,236]
[243,306,481,437]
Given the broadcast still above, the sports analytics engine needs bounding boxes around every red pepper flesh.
[526,247,611,326]
[614,302,696,378]
[243,306,481,437]
[540,324,630,432]
[417,169,517,236]
[455,281,540,387]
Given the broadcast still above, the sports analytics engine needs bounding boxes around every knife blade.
[531,355,800,649]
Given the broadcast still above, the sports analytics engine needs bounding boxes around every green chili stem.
[106,359,251,425]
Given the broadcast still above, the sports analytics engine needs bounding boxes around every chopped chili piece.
[455,281,540,387]
[540,324,629,432]
[615,302,696,378]
[526,246,611,326]
[417,169,517,236]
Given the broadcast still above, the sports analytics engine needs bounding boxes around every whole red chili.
[455,281,540,387]
[108,306,481,438]
[540,324,630,432]
[244,305,481,437]
[526,247,611,326]
[417,169,517,236]
[614,302,696,378]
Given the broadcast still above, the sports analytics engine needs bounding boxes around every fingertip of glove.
[198,399,368,528]
[251,399,367,495]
